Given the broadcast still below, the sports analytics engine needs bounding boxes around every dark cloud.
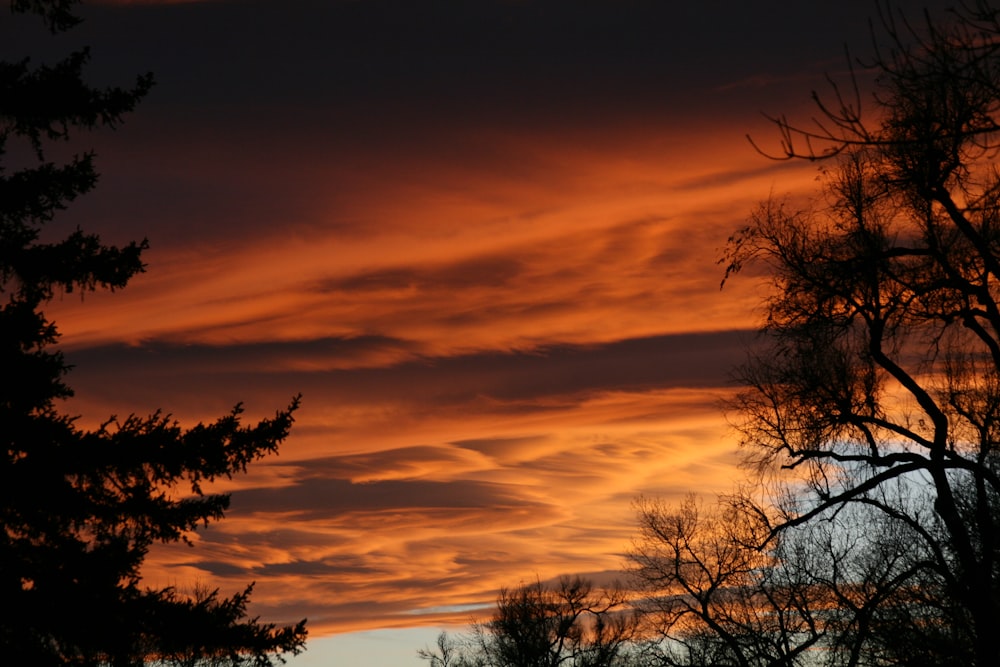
[230,477,553,518]
[68,334,419,373]
[50,0,895,111]
[319,257,526,294]
[183,552,390,581]
[65,330,751,418]
[449,436,549,458]
[274,445,490,485]
[3,0,936,251]
[669,157,815,192]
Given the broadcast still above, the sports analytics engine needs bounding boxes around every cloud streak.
[68,330,745,633]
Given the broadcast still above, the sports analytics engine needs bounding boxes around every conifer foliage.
[1,1,306,664]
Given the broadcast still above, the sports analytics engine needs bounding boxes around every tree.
[628,496,823,667]
[720,1,1000,664]
[628,494,928,667]
[1,1,306,664]
[418,577,642,667]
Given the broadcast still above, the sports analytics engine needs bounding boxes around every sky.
[4,0,954,664]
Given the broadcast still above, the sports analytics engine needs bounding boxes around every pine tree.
[1,1,307,663]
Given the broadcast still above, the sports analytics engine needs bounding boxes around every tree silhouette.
[1,1,306,664]
[721,1,1000,664]
[629,494,932,667]
[419,577,641,667]
[629,496,824,667]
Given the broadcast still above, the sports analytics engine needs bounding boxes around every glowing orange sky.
[52,123,810,354]
[52,117,814,635]
[5,0,932,657]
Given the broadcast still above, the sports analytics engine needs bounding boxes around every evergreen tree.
[1,1,307,663]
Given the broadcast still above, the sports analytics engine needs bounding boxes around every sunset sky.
[5,0,954,664]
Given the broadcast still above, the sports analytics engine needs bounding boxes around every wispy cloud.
[28,0,871,647]
[53,114,802,636]
[69,328,745,632]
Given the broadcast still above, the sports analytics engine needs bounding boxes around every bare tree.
[419,577,642,667]
[418,632,482,667]
[629,494,934,667]
[628,496,810,667]
[721,1,1000,664]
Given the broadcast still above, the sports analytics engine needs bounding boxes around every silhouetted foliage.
[719,0,1000,664]
[629,494,931,667]
[629,496,823,667]
[419,577,642,667]
[1,1,306,664]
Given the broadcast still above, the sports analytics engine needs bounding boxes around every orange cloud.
[50,118,816,637]
[111,381,739,634]
[50,121,814,360]
[13,0,937,660]
[37,20,831,642]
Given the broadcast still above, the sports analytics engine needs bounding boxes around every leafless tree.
[721,1,1000,664]
[628,493,939,667]
[419,577,642,667]
[628,495,820,667]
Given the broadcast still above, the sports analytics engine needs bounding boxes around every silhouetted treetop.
[12,0,82,31]
[419,576,641,667]
[1,1,306,664]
